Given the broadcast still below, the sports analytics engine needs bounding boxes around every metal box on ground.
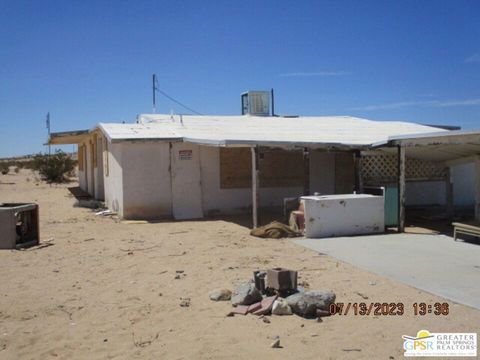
[301,194,384,238]
[0,203,39,249]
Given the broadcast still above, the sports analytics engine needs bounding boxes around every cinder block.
[266,268,297,291]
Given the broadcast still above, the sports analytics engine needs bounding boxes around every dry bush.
[32,151,77,183]
[0,163,9,175]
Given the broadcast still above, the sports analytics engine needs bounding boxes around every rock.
[270,336,281,348]
[271,298,292,315]
[179,297,190,307]
[209,289,232,301]
[286,290,336,318]
[262,316,270,323]
[231,282,262,306]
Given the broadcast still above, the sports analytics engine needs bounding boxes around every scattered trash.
[369,281,377,286]
[355,291,369,300]
[250,221,301,239]
[316,309,331,318]
[121,220,147,224]
[213,267,336,322]
[209,289,232,301]
[270,336,281,348]
[95,209,116,216]
[174,270,186,280]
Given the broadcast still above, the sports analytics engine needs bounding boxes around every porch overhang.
[49,130,90,145]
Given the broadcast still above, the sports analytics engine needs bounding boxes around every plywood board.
[334,152,355,194]
[219,148,304,189]
[219,148,251,189]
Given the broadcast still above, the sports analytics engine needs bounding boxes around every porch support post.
[475,156,480,222]
[354,150,364,193]
[397,145,406,232]
[445,167,454,220]
[303,147,310,196]
[251,146,260,228]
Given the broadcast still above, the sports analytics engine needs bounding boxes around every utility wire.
[155,87,203,115]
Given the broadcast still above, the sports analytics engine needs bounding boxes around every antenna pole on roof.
[152,74,158,113]
[271,88,275,116]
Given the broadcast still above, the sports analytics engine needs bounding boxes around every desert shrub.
[14,166,20,174]
[0,163,9,175]
[32,151,77,183]
[20,160,35,169]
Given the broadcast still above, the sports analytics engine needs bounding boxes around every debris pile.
[210,267,336,320]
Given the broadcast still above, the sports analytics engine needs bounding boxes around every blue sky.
[1,0,479,157]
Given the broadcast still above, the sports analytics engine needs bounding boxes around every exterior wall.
[103,142,124,217]
[199,146,337,215]
[451,163,475,206]
[404,164,474,207]
[78,143,88,192]
[94,134,105,200]
[85,140,94,196]
[121,142,172,219]
[406,181,446,206]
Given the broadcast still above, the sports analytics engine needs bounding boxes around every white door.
[171,143,204,219]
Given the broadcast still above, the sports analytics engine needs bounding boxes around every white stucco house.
[49,114,480,228]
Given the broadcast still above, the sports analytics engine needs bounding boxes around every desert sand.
[0,169,479,359]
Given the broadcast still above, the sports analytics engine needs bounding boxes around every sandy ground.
[0,169,479,359]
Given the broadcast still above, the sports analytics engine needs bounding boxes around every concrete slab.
[294,233,480,310]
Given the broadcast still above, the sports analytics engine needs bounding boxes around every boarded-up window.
[220,148,251,188]
[219,148,305,189]
[78,145,84,171]
[103,138,109,177]
[260,149,304,187]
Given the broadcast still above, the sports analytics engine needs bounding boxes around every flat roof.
[131,114,444,149]
[49,114,480,163]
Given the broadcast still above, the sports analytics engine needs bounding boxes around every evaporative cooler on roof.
[241,91,270,116]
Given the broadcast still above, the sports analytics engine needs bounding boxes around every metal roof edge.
[387,128,480,142]
[110,137,183,144]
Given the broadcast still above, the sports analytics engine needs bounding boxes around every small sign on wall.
[179,149,193,160]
